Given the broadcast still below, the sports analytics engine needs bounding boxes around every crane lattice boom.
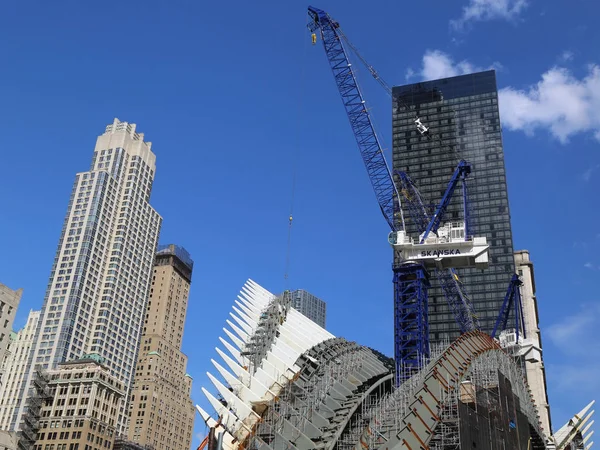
[308,6,403,231]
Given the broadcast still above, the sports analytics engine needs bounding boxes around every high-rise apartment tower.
[127,244,195,450]
[291,290,326,328]
[9,118,162,433]
[392,70,515,343]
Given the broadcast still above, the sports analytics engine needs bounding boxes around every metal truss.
[307,6,401,232]
[435,268,480,333]
[393,263,430,385]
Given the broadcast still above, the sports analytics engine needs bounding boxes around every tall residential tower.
[10,119,162,433]
[291,290,326,328]
[127,245,195,450]
[392,71,515,343]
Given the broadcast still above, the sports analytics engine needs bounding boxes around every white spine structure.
[196,280,593,450]
[197,280,334,449]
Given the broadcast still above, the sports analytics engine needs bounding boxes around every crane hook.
[311,33,317,45]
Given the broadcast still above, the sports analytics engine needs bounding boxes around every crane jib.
[307,5,402,232]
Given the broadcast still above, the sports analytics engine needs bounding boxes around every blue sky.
[1,0,599,445]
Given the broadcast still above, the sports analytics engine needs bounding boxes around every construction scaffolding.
[241,339,392,450]
[355,340,451,450]
[344,334,545,450]
[199,279,551,450]
[240,291,292,376]
[113,436,154,450]
[18,366,51,450]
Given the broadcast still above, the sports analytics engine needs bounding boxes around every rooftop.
[157,244,194,271]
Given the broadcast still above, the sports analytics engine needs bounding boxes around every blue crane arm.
[491,274,526,340]
[308,6,402,231]
[420,160,471,243]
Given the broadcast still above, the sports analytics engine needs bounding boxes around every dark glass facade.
[291,289,327,329]
[392,70,515,344]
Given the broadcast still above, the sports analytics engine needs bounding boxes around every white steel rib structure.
[197,280,591,450]
[551,401,595,450]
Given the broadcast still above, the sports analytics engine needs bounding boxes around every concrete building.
[392,70,515,343]
[514,250,552,437]
[9,119,162,433]
[126,245,195,450]
[0,430,17,450]
[0,284,23,373]
[33,356,125,450]
[0,311,41,430]
[290,290,326,328]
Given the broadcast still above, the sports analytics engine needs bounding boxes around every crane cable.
[283,20,309,290]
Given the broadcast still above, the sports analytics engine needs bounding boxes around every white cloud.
[547,363,600,394]
[546,303,600,396]
[410,49,600,143]
[499,65,600,143]
[582,164,600,182]
[584,262,596,270]
[451,0,528,29]
[559,50,574,63]
[547,303,600,355]
[415,50,501,82]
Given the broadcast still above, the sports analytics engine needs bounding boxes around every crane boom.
[334,27,392,96]
[420,160,471,243]
[307,6,403,231]
[492,274,526,340]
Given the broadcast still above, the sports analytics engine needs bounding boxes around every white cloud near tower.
[407,50,600,143]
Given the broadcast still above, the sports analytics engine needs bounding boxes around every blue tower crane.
[307,7,402,233]
[308,6,490,385]
[308,6,429,382]
[491,274,526,341]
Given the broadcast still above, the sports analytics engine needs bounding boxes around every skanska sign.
[420,249,462,257]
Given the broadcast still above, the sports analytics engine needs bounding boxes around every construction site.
[195,6,595,450]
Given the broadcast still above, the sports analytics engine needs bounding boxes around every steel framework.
[307,6,401,232]
[393,263,430,385]
[492,273,526,340]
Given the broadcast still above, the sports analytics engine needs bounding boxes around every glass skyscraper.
[291,290,327,329]
[392,70,515,344]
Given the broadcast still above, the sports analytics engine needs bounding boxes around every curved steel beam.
[379,330,544,450]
